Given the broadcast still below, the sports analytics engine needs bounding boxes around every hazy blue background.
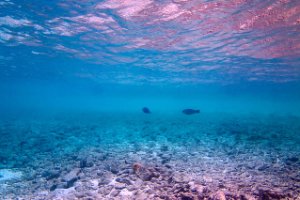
[1,77,300,116]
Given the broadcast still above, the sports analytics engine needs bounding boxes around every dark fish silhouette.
[142,107,151,114]
[182,109,200,115]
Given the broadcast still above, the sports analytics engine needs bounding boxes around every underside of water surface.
[1,0,300,199]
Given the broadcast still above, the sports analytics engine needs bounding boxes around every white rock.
[0,169,22,182]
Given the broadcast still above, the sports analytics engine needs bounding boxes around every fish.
[182,109,200,115]
[142,107,151,114]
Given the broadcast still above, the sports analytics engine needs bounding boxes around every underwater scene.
[1,0,300,199]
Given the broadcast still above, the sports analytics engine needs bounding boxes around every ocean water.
[1,0,300,199]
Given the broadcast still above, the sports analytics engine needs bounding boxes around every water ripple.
[0,0,299,83]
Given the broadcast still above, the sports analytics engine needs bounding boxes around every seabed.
[0,112,299,200]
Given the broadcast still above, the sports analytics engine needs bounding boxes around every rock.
[127,185,137,191]
[258,189,286,200]
[134,190,149,199]
[202,175,213,183]
[114,182,126,190]
[75,185,84,193]
[79,158,93,168]
[285,156,299,165]
[132,163,156,181]
[50,184,57,191]
[0,169,23,182]
[74,192,85,199]
[139,171,155,181]
[62,168,80,188]
[119,189,134,198]
[165,164,172,169]
[213,190,226,200]
[49,187,77,199]
[287,156,299,162]
[160,145,169,152]
[257,164,269,171]
[119,169,130,175]
[180,194,194,200]
[110,189,120,197]
[42,170,60,180]
[98,185,113,196]
[190,184,206,194]
[98,172,114,185]
[115,177,132,185]
[240,194,256,200]
[245,163,256,169]
[161,154,172,164]
[173,183,190,194]
[106,162,119,174]
[85,179,99,191]
[172,172,190,183]
[133,178,143,188]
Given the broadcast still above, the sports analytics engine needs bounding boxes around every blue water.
[1,79,300,117]
[0,0,300,199]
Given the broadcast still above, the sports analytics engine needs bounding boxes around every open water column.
[0,0,300,199]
